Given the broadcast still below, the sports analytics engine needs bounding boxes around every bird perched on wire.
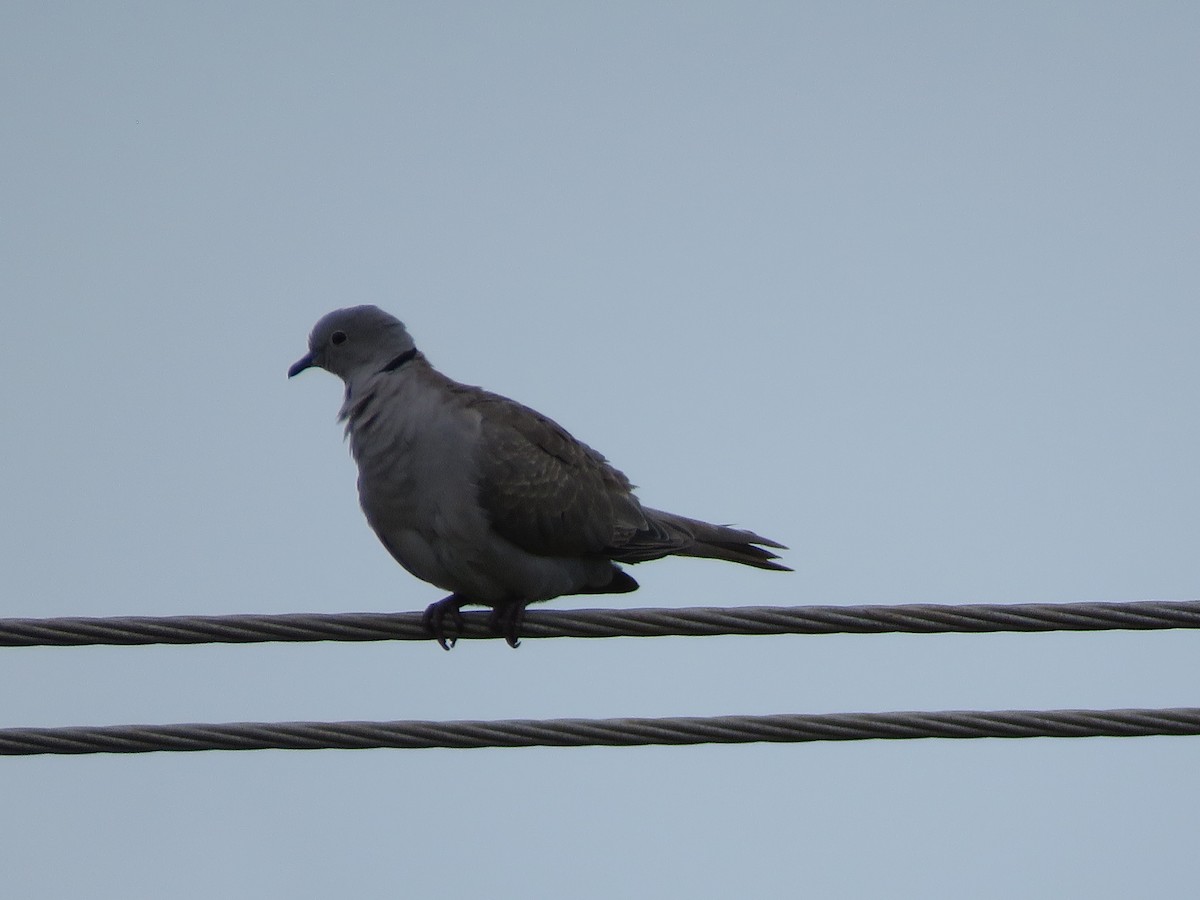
[288,306,789,648]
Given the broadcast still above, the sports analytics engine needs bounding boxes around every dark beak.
[288,351,316,378]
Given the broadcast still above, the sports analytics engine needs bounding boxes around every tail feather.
[610,507,792,572]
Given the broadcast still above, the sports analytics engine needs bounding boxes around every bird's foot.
[487,603,527,649]
[423,594,471,650]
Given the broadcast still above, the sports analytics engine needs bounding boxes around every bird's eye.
[330,331,348,346]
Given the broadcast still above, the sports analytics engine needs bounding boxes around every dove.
[288,306,789,648]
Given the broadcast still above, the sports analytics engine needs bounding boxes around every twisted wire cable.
[3,598,1200,647]
[3,707,1198,755]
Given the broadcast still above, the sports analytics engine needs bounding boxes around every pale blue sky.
[2,3,1198,897]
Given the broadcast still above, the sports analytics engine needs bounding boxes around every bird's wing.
[470,391,650,558]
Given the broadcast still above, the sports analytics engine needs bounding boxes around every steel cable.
[3,598,1200,647]
[3,707,1198,755]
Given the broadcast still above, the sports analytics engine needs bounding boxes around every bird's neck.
[378,347,419,374]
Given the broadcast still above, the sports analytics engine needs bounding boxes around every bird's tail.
[635,508,792,571]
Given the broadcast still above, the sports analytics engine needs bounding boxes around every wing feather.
[472,393,647,557]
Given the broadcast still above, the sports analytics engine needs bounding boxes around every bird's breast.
[347,378,485,535]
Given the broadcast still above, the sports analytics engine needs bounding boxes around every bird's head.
[288,306,417,383]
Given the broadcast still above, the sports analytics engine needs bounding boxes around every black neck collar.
[379,347,418,373]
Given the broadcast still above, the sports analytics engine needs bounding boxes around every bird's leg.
[487,601,528,649]
[422,594,471,651]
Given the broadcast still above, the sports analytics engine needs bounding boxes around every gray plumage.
[288,305,789,647]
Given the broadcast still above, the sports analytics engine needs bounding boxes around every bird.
[288,305,789,648]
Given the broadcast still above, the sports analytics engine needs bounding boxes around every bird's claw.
[423,596,526,649]
[487,603,527,649]
[423,595,469,650]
